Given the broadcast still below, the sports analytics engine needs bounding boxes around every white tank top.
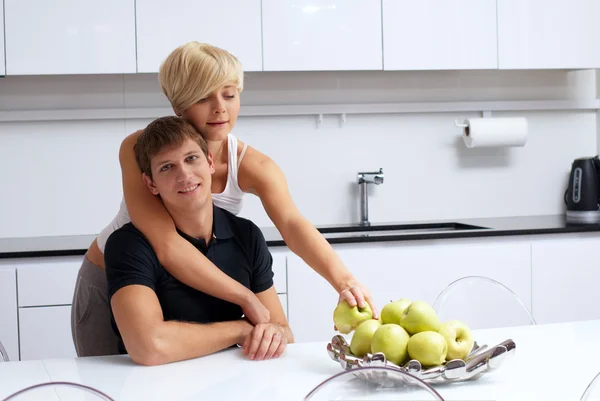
[96,134,248,253]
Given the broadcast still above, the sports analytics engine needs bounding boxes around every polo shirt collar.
[176,204,233,245]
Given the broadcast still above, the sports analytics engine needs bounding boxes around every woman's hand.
[336,277,379,328]
[241,323,288,361]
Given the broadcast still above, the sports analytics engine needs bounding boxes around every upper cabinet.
[0,1,5,76]
[382,0,498,70]
[4,0,136,75]
[3,1,600,75]
[136,0,263,73]
[497,0,600,69]
[262,0,382,71]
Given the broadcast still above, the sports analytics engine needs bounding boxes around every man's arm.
[111,285,252,366]
[105,228,253,366]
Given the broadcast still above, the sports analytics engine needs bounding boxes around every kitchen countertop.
[2,214,600,259]
[1,320,598,401]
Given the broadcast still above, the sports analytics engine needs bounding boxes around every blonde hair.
[159,42,244,113]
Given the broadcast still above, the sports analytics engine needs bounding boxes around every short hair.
[159,41,244,113]
[134,116,209,178]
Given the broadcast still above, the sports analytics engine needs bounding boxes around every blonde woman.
[71,42,378,357]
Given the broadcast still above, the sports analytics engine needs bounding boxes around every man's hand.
[335,277,379,330]
[241,323,287,361]
[241,293,271,325]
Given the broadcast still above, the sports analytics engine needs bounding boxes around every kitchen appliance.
[565,156,600,224]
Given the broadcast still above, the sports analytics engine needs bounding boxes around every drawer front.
[17,256,83,307]
[272,254,287,294]
[19,305,76,361]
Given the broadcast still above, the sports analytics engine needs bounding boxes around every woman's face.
[180,83,241,141]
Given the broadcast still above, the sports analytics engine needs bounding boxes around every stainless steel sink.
[318,222,490,239]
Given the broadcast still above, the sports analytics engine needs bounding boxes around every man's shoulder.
[105,223,154,255]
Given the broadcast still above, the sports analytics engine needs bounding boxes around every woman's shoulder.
[236,141,285,193]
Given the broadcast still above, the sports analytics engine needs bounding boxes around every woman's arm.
[238,148,379,319]
[119,132,270,325]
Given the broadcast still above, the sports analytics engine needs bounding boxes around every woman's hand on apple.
[336,278,379,326]
[242,323,287,361]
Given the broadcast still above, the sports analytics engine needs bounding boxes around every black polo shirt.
[104,205,274,352]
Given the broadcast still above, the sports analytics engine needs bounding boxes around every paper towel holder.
[454,111,493,128]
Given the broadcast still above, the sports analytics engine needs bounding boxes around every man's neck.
[169,204,214,245]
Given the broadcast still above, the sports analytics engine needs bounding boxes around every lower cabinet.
[278,294,288,320]
[19,305,76,361]
[3,234,600,359]
[531,236,600,325]
[0,268,19,361]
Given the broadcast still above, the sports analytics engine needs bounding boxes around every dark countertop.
[2,214,600,259]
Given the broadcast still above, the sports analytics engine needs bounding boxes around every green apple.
[380,299,412,325]
[438,320,474,361]
[370,324,410,365]
[407,331,448,367]
[399,300,441,335]
[350,319,382,357]
[333,301,373,334]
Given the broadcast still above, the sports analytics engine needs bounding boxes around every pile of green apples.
[333,299,474,367]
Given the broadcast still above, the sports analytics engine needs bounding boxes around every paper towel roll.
[462,117,528,148]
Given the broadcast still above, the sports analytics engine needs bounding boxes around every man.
[104,116,293,366]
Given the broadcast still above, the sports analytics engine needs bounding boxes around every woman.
[71,42,377,357]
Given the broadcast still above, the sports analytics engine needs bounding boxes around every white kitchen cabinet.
[383,0,497,70]
[279,294,288,320]
[19,306,76,361]
[0,2,5,76]
[0,269,19,362]
[4,0,136,75]
[532,237,600,324]
[17,256,82,307]
[288,241,531,342]
[136,0,262,73]
[498,0,600,69]
[262,0,382,71]
[272,254,287,294]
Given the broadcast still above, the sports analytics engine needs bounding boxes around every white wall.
[0,69,597,238]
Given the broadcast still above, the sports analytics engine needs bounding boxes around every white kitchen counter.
[1,320,599,401]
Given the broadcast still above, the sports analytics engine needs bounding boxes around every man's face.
[143,138,214,214]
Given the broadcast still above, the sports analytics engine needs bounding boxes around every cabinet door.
[0,269,19,361]
[16,256,82,307]
[262,0,382,71]
[383,0,497,70]
[0,2,5,76]
[5,0,136,75]
[532,237,600,324]
[288,241,531,342]
[136,0,262,73]
[278,294,288,320]
[19,306,76,361]
[498,0,600,69]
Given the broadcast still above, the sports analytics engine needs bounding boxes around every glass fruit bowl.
[326,334,516,384]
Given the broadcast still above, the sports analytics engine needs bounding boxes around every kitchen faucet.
[357,168,384,226]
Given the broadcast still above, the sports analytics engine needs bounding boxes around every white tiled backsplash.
[0,69,597,238]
